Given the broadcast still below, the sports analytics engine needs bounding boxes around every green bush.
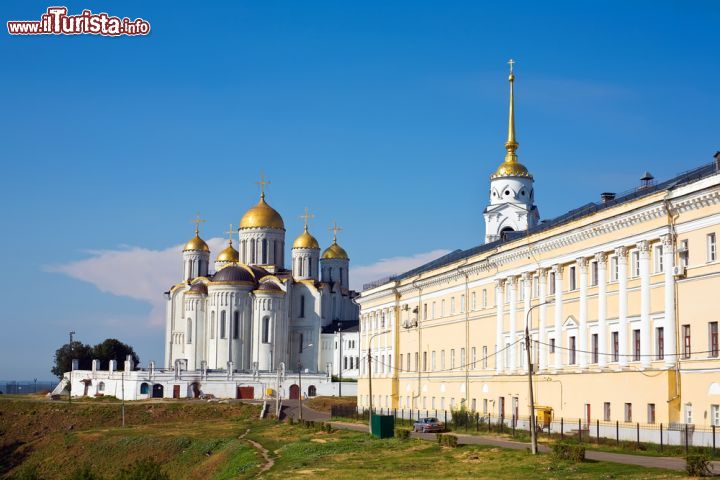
[116,459,169,480]
[66,465,100,480]
[436,433,459,448]
[551,442,585,463]
[395,428,411,440]
[686,454,712,477]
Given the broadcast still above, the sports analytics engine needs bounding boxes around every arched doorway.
[308,385,317,397]
[152,384,164,398]
[140,382,149,395]
[190,382,201,398]
[289,384,300,400]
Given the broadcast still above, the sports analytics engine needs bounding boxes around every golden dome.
[239,194,285,230]
[492,160,532,178]
[322,241,349,260]
[183,234,210,252]
[293,227,320,249]
[216,242,239,262]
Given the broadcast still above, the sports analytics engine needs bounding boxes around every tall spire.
[504,58,518,163]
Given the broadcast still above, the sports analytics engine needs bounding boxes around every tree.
[51,341,93,379]
[92,338,140,371]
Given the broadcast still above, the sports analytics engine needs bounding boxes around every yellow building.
[356,66,720,437]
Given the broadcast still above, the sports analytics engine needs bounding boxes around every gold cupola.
[293,208,320,249]
[183,218,210,252]
[239,174,285,230]
[491,59,532,179]
[216,223,240,264]
[321,222,349,260]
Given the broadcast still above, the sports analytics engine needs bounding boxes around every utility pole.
[121,370,125,427]
[525,301,550,455]
[367,330,390,434]
[338,321,343,397]
[68,331,75,404]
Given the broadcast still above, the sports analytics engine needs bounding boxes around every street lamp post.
[525,300,551,455]
[337,322,343,397]
[68,331,75,404]
[367,330,390,434]
[297,359,303,421]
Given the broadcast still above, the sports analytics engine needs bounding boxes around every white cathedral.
[165,186,360,377]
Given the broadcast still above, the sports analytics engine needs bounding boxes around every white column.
[662,234,677,367]
[495,279,505,374]
[538,269,548,371]
[595,253,608,368]
[508,277,518,372]
[616,247,629,368]
[553,265,564,370]
[578,258,589,369]
[522,272,531,372]
[638,241,651,368]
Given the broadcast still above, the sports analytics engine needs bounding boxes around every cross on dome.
[224,223,234,245]
[300,207,315,231]
[256,171,271,199]
[329,221,343,243]
[191,213,206,235]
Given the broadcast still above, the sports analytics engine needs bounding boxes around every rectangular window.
[592,333,599,363]
[471,347,476,369]
[549,272,556,294]
[633,329,641,361]
[441,300,446,317]
[550,338,556,354]
[471,292,477,310]
[534,276,540,297]
[460,348,466,367]
[654,244,664,273]
[440,350,446,370]
[423,303,427,320]
[450,297,456,314]
[569,336,576,365]
[612,332,619,362]
[647,403,656,424]
[604,402,611,421]
[656,327,664,360]
[680,239,689,267]
[710,322,719,357]
[414,352,419,372]
[432,302,436,319]
[431,351,436,370]
[632,251,640,277]
[262,317,270,343]
[482,289,488,308]
[610,256,618,281]
[406,353,410,372]
[483,399,488,414]
[460,294,465,313]
[423,351,427,372]
[682,324,691,359]
[569,266,576,291]
[624,403,633,423]
[299,333,304,354]
[519,280,524,301]
[482,346,488,369]
[708,233,717,262]
[399,354,403,372]
[591,261,598,286]
[711,404,720,427]
[450,349,456,369]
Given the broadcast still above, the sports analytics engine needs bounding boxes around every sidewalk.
[279,402,718,474]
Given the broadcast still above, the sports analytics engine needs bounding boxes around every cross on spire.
[224,223,235,245]
[508,58,515,73]
[256,171,271,199]
[329,221,343,243]
[191,213,206,235]
[299,207,315,231]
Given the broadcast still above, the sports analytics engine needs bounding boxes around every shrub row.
[551,442,585,463]
[685,454,712,477]
[395,428,411,440]
[436,433,459,448]
[295,419,334,433]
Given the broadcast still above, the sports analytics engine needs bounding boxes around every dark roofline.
[367,161,719,288]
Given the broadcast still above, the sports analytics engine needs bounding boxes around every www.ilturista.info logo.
[7,6,150,36]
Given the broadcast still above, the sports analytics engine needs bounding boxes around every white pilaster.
[595,253,608,368]
[553,265,564,370]
[508,277,517,372]
[638,241,651,368]
[495,279,505,374]
[578,258,589,369]
[538,269,548,371]
[616,247,629,368]
[662,234,677,367]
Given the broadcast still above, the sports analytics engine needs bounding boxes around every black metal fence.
[1,380,57,394]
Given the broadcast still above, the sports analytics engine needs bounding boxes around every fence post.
[578,418,582,443]
[636,422,640,449]
[394,408,397,423]
[616,420,619,445]
[713,424,716,457]
[660,423,663,452]
[512,416,515,437]
[476,413,479,432]
[561,418,564,440]
[444,410,447,427]
[596,419,599,442]
[685,425,689,455]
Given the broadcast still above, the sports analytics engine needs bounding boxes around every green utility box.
[370,414,395,439]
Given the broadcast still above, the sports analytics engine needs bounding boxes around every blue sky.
[1,1,718,380]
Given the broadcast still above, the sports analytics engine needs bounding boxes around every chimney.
[639,171,654,190]
[600,192,616,203]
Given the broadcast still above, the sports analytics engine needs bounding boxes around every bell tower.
[483,60,539,243]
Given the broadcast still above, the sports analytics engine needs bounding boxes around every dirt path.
[239,428,274,476]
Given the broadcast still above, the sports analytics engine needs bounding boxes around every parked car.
[413,417,445,433]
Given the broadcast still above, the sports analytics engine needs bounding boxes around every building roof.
[363,161,719,290]
[321,320,359,334]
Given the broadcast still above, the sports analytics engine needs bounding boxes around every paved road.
[279,401,718,474]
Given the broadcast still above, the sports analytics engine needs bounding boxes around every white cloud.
[350,249,451,291]
[45,241,449,327]
[45,238,226,327]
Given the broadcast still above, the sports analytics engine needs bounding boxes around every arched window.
[297,257,303,276]
[139,382,148,395]
[262,239,268,264]
[98,381,105,392]
[339,267,343,285]
[274,241,279,265]
[299,295,305,318]
[233,311,239,340]
[241,240,246,262]
[210,311,216,339]
[186,318,192,344]
[220,311,227,339]
[308,258,312,277]
[262,317,271,343]
[250,239,256,263]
